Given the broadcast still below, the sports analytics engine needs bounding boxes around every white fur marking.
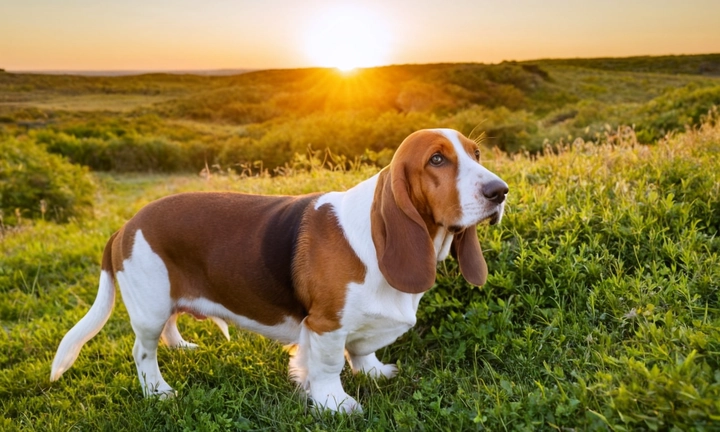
[115,230,175,396]
[435,128,506,227]
[317,175,421,368]
[51,270,116,381]
[290,322,360,413]
[314,173,420,410]
[175,297,302,345]
[345,351,398,378]
[434,227,454,261]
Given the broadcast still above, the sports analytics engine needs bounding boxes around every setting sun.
[303,5,392,71]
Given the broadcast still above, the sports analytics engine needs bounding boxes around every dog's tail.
[51,232,118,381]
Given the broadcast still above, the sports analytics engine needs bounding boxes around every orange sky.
[2,0,719,71]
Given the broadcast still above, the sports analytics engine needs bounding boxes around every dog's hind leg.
[161,313,231,348]
[132,325,174,397]
[116,230,175,397]
[161,313,198,349]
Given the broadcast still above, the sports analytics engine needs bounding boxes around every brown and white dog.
[50,129,508,413]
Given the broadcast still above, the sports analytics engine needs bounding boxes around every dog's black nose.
[482,180,508,204]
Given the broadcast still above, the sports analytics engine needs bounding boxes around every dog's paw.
[364,363,398,379]
[347,352,398,379]
[143,384,177,399]
[311,392,363,414]
[156,389,178,400]
[175,340,199,349]
[307,379,363,414]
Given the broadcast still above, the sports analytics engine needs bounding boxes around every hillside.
[530,53,720,75]
[1,54,719,175]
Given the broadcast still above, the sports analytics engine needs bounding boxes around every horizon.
[8,52,720,76]
[2,0,720,72]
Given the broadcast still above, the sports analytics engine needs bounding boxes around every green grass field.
[2,114,719,430]
[2,55,720,430]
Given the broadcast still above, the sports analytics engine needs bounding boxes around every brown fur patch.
[400,131,463,230]
[110,227,128,274]
[458,134,482,162]
[102,231,119,273]
[293,204,366,334]
[371,168,437,293]
[112,192,322,326]
[105,191,365,332]
[451,227,488,286]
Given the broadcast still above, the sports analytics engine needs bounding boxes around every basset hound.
[50,128,508,413]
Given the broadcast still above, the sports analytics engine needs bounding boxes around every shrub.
[156,87,279,124]
[220,110,437,170]
[427,64,542,109]
[444,106,540,152]
[634,85,720,142]
[37,131,195,172]
[396,80,459,112]
[0,137,95,224]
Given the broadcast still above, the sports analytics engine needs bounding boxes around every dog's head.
[371,129,508,293]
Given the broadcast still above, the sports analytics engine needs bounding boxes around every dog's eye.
[429,153,444,166]
[474,149,481,160]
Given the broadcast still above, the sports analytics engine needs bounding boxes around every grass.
[2,115,720,430]
[533,66,718,105]
[0,94,177,112]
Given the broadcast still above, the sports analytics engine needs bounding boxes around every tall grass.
[1,118,719,430]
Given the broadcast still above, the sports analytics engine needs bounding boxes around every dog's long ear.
[371,168,436,294]
[451,226,488,286]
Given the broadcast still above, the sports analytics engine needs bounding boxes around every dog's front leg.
[289,322,360,413]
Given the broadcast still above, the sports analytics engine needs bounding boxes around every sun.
[304,5,392,71]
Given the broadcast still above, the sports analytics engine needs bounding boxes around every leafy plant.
[0,137,95,224]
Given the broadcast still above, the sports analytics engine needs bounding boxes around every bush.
[0,137,95,224]
[218,110,437,170]
[634,84,720,142]
[37,131,195,172]
[444,106,540,152]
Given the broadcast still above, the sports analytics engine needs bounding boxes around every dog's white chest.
[341,277,423,356]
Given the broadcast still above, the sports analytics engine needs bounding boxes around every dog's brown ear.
[371,168,436,293]
[451,226,488,286]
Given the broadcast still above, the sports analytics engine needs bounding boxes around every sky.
[1,0,719,71]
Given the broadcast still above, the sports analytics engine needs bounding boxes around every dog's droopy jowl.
[51,129,508,413]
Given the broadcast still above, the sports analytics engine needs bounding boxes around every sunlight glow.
[304,5,392,71]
